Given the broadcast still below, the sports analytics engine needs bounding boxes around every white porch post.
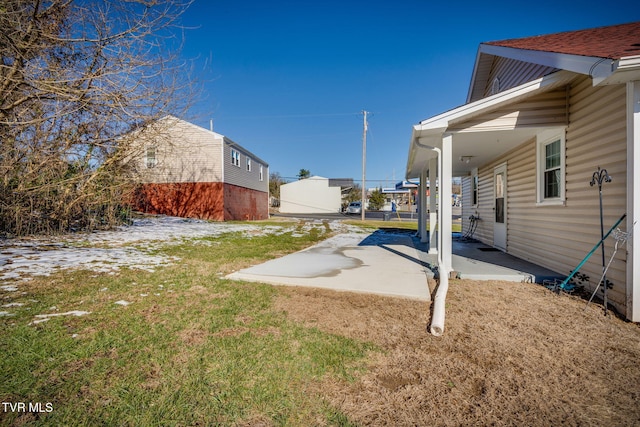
[627,80,640,322]
[440,134,453,274]
[419,168,428,243]
[428,157,437,251]
[416,179,422,238]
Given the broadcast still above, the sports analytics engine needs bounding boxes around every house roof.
[469,22,640,101]
[328,178,354,188]
[408,22,640,179]
[485,21,640,60]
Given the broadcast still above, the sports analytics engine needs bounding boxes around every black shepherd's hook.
[590,167,612,188]
[590,166,612,314]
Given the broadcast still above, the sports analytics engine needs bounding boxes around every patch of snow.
[29,310,91,325]
[2,302,24,307]
[0,311,15,317]
[114,300,130,306]
[0,215,356,282]
[1,285,18,292]
[35,310,90,318]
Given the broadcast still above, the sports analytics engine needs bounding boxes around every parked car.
[345,201,362,214]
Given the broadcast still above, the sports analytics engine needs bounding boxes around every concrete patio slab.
[227,227,564,301]
[414,235,564,283]
[227,230,433,300]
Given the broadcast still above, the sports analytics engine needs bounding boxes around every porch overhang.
[406,70,576,180]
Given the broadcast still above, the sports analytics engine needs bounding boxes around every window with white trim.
[536,130,566,204]
[231,149,240,167]
[146,146,157,168]
[246,157,251,171]
[259,165,264,181]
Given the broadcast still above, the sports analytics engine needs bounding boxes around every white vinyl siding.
[137,118,223,183]
[450,88,569,132]
[462,77,627,314]
[469,55,559,102]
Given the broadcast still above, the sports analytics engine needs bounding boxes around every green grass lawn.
[345,218,462,233]
[0,221,375,426]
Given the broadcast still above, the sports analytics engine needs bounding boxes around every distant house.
[382,180,421,211]
[132,115,269,221]
[279,176,342,214]
[406,22,640,321]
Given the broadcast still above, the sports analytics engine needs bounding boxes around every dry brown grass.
[274,279,640,426]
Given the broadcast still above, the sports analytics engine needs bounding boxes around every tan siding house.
[407,22,640,323]
[132,116,269,221]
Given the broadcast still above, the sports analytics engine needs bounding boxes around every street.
[271,206,462,222]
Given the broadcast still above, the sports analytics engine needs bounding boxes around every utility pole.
[361,110,368,221]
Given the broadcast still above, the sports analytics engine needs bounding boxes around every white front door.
[493,163,507,251]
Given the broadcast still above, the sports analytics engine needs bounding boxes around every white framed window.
[536,129,566,205]
[246,157,251,171]
[471,167,479,207]
[259,165,264,181]
[231,149,240,167]
[146,146,157,168]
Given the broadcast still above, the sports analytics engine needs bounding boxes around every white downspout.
[429,146,448,336]
[412,137,450,336]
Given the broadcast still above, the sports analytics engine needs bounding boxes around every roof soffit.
[477,44,614,85]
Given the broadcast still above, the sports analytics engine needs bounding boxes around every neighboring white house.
[406,22,640,322]
[279,176,342,214]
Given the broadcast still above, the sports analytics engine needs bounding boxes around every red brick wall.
[132,182,225,221]
[223,183,269,221]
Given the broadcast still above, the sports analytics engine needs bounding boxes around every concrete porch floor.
[413,232,564,283]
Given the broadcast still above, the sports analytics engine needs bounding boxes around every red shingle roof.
[485,22,640,60]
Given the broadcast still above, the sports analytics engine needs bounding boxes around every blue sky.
[178,0,639,187]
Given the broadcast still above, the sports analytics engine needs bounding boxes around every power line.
[219,112,363,120]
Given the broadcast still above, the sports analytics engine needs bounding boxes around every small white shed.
[279,176,342,214]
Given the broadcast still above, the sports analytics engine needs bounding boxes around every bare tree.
[0,0,193,236]
[268,172,284,199]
